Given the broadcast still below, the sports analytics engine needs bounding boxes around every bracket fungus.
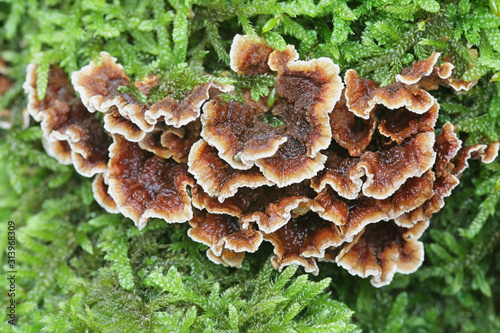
[201,35,343,187]
[26,36,499,287]
[24,64,110,177]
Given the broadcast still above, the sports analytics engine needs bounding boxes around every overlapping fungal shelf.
[24,35,499,287]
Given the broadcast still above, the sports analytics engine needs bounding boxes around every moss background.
[1,0,499,332]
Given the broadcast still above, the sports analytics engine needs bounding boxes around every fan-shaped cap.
[395,125,465,226]
[103,106,146,142]
[311,149,362,199]
[24,64,111,177]
[264,212,345,274]
[207,249,246,268]
[42,138,72,165]
[344,69,379,119]
[202,38,343,187]
[378,100,439,144]
[230,35,274,75]
[191,185,261,217]
[452,142,500,178]
[352,132,436,199]
[92,174,119,213]
[330,94,377,156]
[345,59,440,118]
[144,82,233,128]
[254,139,328,187]
[434,122,462,177]
[312,171,435,240]
[188,139,273,202]
[71,52,131,113]
[72,52,232,131]
[240,183,316,233]
[201,99,286,170]
[336,220,428,287]
[370,82,436,114]
[106,134,194,229]
[395,52,440,85]
[188,210,263,263]
[139,121,201,162]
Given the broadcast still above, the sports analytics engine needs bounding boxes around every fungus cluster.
[24,35,499,287]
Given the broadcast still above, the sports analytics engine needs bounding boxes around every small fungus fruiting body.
[25,35,499,287]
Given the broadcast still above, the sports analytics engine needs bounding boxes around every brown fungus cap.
[72,52,232,133]
[240,183,316,234]
[42,138,73,165]
[264,212,345,274]
[370,82,435,114]
[202,39,343,187]
[336,220,428,287]
[207,249,246,268]
[395,124,468,227]
[378,100,439,145]
[395,52,440,85]
[201,99,286,170]
[330,93,377,156]
[22,39,497,286]
[352,132,436,199]
[144,81,233,128]
[311,149,362,199]
[345,54,451,119]
[452,142,500,177]
[159,120,202,163]
[344,69,379,119]
[188,210,263,264]
[434,122,462,177]
[71,52,135,117]
[312,171,435,241]
[24,64,111,177]
[230,35,274,75]
[92,174,119,214]
[188,139,273,202]
[139,121,201,163]
[106,134,194,229]
[396,173,460,227]
[103,106,146,142]
[191,185,262,217]
[254,140,328,187]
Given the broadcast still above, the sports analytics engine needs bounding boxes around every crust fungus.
[188,139,273,201]
[106,134,194,229]
[202,36,343,187]
[92,174,119,214]
[188,210,263,268]
[42,138,73,165]
[330,94,377,156]
[140,120,202,163]
[25,37,499,287]
[24,64,110,177]
[335,220,428,287]
[72,52,232,138]
[264,212,345,274]
[240,183,317,234]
